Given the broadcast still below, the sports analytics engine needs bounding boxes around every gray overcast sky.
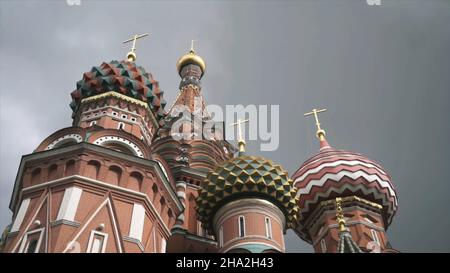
[0,0,449,252]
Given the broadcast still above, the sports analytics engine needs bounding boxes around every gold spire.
[304,108,327,141]
[176,40,206,76]
[123,33,149,62]
[229,118,249,154]
[335,197,347,232]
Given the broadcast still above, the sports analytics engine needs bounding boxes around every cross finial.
[304,108,327,140]
[190,39,197,53]
[123,33,149,62]
[229,118,249,155]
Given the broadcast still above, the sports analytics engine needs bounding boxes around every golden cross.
[229,118,249,153]
[304,108,327,140]
[190,39,197,52]
[123,33,149,62]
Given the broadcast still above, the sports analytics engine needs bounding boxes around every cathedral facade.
[0,36,398,253]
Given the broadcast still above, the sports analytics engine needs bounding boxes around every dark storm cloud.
[0,0,449,252]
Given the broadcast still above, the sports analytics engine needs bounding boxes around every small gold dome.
[176,50,206,77]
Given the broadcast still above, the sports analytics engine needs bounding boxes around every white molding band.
[21,175,171,236]
[93,136,144,158]
[45,134,83,150]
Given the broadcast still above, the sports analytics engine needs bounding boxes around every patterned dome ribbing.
[70,60,166,120]
[196,155,299,231]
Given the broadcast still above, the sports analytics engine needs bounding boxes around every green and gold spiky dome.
[196,155,299,231]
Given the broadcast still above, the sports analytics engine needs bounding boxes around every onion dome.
[70,60,166,120]
[196,155,299,231]
[293,132,398,242]
[176,48,206,78]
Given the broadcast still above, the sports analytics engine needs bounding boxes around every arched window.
[90,121,97,126]
[118,122,125,130]
[65,160,76,176]
[48,164,58,181]
[105,165,122,185]
[31,168,41,184]
[238,216,246,237]
[371,229,380,245]
[151,184,158,201]
[128,172,143,192]
[85,160,100,180]
[320,239,327,253]
[265,217,272,239]
[26,239,38,253]
[160,196,166,212]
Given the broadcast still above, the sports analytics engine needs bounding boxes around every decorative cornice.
[9,142,183,213]
[79,91,159,128]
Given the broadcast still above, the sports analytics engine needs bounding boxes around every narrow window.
[87,231,108,253]
[197,221,203,236]
[238,216,246,237]
[26,239,38,253]
[219,226,224,247]
[265,217,272,239]
[118,122,125,130]
[371,229,380,245]
[90,121,96,126]
[320,239,327,253]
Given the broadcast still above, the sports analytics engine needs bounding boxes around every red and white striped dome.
[292,139,398,233]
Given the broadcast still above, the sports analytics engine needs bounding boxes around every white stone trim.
[11,194,48,253]
[129,203,145,242]
[63,198,122,253]
[93,136,144,158]
[22,175,171,236]
[56,187,83,222]
[161,237,167,253]
[45,134,83,150]
[177,191,186,199]
[11,198,31,232]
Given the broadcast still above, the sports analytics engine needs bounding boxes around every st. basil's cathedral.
[0,35,398,253]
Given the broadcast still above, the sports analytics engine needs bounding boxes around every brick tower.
[1,35,183,253]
